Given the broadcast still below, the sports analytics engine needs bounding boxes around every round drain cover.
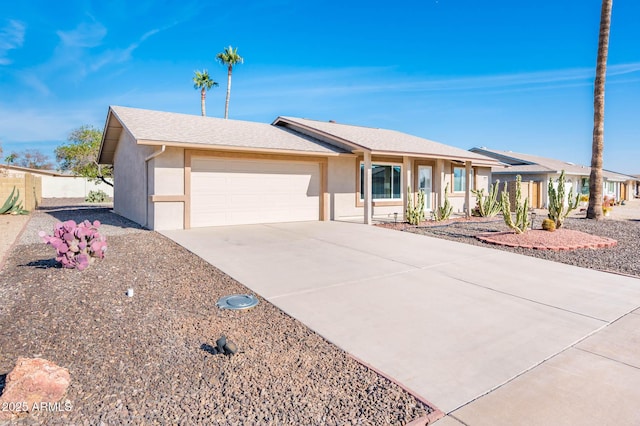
[216,294,259,310]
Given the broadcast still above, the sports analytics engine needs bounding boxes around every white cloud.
[18,72,51,96]
[89,28,161,72]
[56,22,107,48]
[0,20,26,65]
[240,62,640,99]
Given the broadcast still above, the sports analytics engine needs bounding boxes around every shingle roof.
[100,106,346,163]
[470,147,591,175]
[274,117,502,165]
[471,147,636,181]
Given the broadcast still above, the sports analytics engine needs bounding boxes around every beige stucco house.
[98,106,501,230]
[470,147,636,207]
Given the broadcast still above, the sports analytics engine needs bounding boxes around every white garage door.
[191,157,321,227]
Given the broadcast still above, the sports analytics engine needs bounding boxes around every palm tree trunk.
[587,0,612,220]
[201,88,206,116]
[224,66,232,119]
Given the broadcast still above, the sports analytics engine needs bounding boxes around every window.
[607,181,615,193]
[453,166,474,192]
[580,178,589,195]
[360,163,401,200]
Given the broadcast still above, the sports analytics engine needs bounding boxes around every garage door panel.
[191,157,320,227]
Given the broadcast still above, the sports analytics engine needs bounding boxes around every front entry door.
[418,165,432,210]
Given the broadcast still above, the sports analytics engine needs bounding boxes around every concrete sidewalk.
[162,221,640,424]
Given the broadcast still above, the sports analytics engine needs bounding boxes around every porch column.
[465,161,472,218]
[436,159,445,208]
[363,151,372,225]
[402,156,412,220]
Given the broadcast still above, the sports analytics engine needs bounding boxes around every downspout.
[144,145,166,228]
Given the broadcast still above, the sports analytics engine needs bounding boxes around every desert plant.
[85,189,109,203]
[471,181,501,217]
[0,187,29,215]
[547,171,579,229]
[542,218,556,232]
[501,175,530,234]
[602,196,614,216]
[39,220,107,271]
[434,183,453,221]
[406,187,425,225]
[579,194,589,203]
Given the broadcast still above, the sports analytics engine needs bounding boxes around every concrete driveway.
[162,221,640,424]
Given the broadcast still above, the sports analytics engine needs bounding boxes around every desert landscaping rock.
[387,215,640,278]
[476,228,617,250]
[0,200,432,425]
[0,357,70,420]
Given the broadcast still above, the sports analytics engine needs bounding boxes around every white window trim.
[359,161,403,201]
[452,166,475,193]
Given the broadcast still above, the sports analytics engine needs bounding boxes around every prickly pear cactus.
[39,220,107,270]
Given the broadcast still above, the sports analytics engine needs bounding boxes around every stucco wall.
[438,163,492,213]
[328,157,404,221]
[327,157,489,221]
[113,130,153,227]
[41,175,114,198]
[149,147,185,230]
[328,156,358,220]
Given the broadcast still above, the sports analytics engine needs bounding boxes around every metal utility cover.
[216,294,259,310]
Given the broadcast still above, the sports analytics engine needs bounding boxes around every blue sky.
[1,1,639,173]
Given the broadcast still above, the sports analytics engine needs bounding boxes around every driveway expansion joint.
[438,273,610,323]
[574,346,640,371]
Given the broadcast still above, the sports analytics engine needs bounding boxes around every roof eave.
[98,107,124,165]
[369,150,504,166]
[136,139,347,157]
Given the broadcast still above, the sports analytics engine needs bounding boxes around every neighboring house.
[469,147,636,207]
[97,106,502,230]
[0,164,113,198]
[633,175,640,198]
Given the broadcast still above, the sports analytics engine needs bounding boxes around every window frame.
[359,161,403,202]
[452,166,475,193]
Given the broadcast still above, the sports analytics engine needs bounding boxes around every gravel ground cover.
[384,216,640,278]
[0,200,433,425]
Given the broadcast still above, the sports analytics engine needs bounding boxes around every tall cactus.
[500,175,530,234]
[547,170,579,229]
[406,187,425,225]
[434,183,453,221]
[471,180,501,217]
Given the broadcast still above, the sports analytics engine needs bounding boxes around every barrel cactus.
[542,218,556,232]
[39,220,107,271]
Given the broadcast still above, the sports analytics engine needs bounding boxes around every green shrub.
[85,189,109,203]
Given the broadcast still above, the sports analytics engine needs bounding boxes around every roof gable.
[98,106,347,164]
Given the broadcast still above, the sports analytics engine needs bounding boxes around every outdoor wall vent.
[216,294,259,310]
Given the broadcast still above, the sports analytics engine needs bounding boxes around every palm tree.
[216,46,244,119]
[193,70,218,117]
[587,0,613,220]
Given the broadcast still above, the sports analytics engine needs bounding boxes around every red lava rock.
[0,357,70,419]
[475,228,618,251]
